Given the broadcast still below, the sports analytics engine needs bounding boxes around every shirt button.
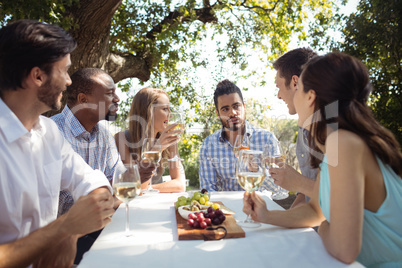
[301,154,304,158]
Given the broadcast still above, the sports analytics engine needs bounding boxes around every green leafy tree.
[1,0,340,185]
[1,0,338,102]
[337,0,402,144]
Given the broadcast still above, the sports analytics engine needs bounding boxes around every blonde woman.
[114,87,186,193]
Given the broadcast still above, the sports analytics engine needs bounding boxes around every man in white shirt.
[270,48,318,208]
[0,19,115,267]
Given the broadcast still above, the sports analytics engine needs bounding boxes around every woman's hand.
[243,191,270,223]
[158,124,183,151]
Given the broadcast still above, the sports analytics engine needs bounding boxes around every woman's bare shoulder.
[327,129,368,159]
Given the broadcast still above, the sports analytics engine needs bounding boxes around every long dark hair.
[301,52,402,176]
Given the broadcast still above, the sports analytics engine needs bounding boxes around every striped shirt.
[296,127,318,202]
[199,121,277,192]
[51,106,120,215]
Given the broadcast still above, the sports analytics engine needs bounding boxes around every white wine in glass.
[141,138,161,193]
[141,150,162,165]
[113,163,141,237]
[237,172,265,192]
[167,112,184,161]
[236,149,265,228]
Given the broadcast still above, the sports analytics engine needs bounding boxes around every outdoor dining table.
[78,191,364,268]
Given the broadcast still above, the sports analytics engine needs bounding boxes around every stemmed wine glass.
[113,163,141,237]
[141,138,161,194]
[233,134,250,158]
[167,112,184,161]
[263,142,289,200]
[236,149,265,228]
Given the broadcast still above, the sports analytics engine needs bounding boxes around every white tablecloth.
[78,191,364,268]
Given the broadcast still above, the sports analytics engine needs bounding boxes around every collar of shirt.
[0,98,46,143]
[218,120,252,144]
[62,105,99,142]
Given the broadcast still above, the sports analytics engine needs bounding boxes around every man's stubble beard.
[37,79,64,111]
[219,115,244,132]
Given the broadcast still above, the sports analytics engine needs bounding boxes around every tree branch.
[104,52,151,82]
[239,0,279,13]
[146,6,217,40]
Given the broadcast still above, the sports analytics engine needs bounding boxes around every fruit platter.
[174,189,245,241]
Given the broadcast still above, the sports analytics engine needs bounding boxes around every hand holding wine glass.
[141,138,162,193]
[233,134,250,158]
[263,142,289,200]
[236,149,265,228]
[113,163,141,236]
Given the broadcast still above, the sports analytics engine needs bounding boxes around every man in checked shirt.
[199,79,278,192]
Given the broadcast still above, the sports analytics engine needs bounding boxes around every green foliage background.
[338,0,402,145]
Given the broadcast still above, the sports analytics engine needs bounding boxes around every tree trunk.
[67,0,151,82]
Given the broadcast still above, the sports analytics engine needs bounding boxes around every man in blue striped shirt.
[199,79,277,192]
[51,68,121,264]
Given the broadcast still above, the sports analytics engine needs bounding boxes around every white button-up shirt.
[0,98,112,245]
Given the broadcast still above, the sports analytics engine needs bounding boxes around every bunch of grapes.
[187,207,226,229]
[175,189,217,209]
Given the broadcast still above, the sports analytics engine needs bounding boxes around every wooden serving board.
[175,201,245,241]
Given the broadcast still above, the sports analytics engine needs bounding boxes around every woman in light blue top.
[243,52,402,267]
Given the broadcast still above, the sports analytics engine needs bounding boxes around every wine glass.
[141,138,161,194]
[263,142,289,200]
[236,149,265,228]
[233,134,250,158]
[167,112,184,161]
[113,163,141,237]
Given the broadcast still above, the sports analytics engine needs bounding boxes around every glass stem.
[125,203,130,235]
[148,170,155,189]
[244,214,251,223]
[173,142,178,159]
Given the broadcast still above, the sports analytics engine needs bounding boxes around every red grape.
[186,205,227,229]
[215,209,223,216]
[197,214,204,222]
[212,217,221,225]
[193,220,200,228]
[200,221,208,229]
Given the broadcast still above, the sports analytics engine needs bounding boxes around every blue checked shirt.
[51,106,121,216]
[199,121,278,192]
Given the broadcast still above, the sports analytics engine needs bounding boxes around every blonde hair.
[127,87,170,163]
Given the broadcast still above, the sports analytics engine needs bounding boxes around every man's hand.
[61,187,114,236]
[33,235,78,268]
[113,195,123,210]
[269,164,304,192]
